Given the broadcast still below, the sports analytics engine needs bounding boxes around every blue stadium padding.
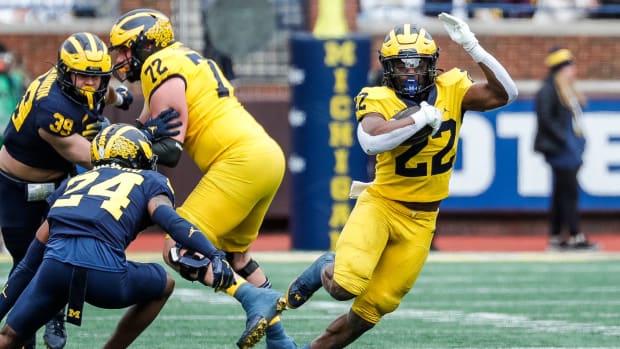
[289,32,371,251]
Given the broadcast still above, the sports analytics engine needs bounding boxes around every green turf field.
[2,252,619,349]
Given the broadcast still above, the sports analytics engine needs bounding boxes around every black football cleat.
[43,311,67,349]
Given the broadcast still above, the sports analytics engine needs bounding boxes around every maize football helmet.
[91,123,158,170]
[109,8,175,82]
[57,32,112,109]
[379,24,439,100]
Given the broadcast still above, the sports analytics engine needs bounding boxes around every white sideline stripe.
[119,251,620,263]
[389,309,620,336]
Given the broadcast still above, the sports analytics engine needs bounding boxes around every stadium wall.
[1,0,618,237]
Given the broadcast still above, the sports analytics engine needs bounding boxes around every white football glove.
[438,12,478,52]
[411,101,443,136]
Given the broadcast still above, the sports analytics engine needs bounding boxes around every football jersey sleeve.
[354,86,407,122]
[35,100,84,137]
[141,171,176,206]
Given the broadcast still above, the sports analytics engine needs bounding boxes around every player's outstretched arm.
[148,195,219,259]
[438,12,518,111]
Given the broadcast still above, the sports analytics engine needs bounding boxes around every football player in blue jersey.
[285,13,518,348]
[0,124,286,349]
[0,124,248,348]
[0,32,135,349]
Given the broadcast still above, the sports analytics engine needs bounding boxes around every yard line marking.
[388,309,620,336]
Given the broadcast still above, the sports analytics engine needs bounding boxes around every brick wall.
[2,0,618,85]
[0,0,172,80]
[418,34,620,84]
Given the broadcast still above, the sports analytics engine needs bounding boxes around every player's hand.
[421,102,443,135]
[82,116,110,141]
[438,12,478,51]
[114,85,133,110]
[412,102,443,136]
[137,108,182,141]
[209,250,235,292]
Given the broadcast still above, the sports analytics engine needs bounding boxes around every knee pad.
[224,253,260,279]
[235,258,259,279]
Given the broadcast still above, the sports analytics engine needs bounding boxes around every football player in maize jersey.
[0,32,133,349]
[0,124,234,348]
[285,14,518,348]
[108,9,289,349]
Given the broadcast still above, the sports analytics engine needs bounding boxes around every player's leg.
[224,250,296,348]
[3,258,72,349]
[322,207,435,348]
[161,242,286,349]
[287,191,386,309]
[225,197,296,349]
[176,146,290,348]
[0,232,47,321]
[96,261,173,349]
[177,141,284,288]
[297,198,387,348]
[307,310,374,349]
[301,194,436,348]
[286,252,336,309]
[0,175,66,349]
[223,280,286,349]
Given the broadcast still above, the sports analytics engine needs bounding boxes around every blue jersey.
[2,68,103,173]
[44,165,174,271]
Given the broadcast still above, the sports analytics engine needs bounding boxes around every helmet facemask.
[382,55,437,99]
[109,9,175,82]
[111,33,153,83]
[379,24,439,101]
[111,46,142,83]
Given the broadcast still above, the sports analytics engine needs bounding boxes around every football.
[392,105,434,145]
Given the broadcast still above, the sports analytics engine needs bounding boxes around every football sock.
[268,316,280,326]
[266,318,285,337]
[226,278,247,297]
